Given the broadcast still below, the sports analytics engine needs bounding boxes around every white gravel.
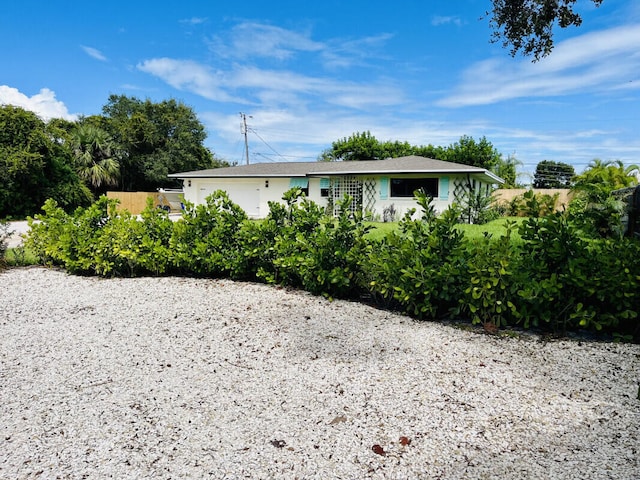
[1,267,639,479]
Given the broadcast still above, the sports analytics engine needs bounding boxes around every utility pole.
[240,112,251,165]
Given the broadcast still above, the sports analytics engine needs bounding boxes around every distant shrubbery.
[25,190,640,340]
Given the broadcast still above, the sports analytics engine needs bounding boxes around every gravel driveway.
[1,267,639,479]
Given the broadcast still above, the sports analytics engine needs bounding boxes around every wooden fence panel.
[492,189,573,213]
[106,192,160,214]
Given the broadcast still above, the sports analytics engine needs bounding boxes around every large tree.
[488,0,604,61]
[318,131,385,162]
[101,95,226,191]
[440,135,502,171]
[532,160,576,188]
[319,132,499,171]
[0,105,91,218]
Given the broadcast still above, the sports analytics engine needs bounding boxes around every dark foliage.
[533,160,575,188]
[489,0,604,61]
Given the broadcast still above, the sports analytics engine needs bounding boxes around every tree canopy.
[532,160,576,188]
[488,0,604,61]
[101,95,227,191]
[439,135,502,172]
[0,105,92,218]
[320,131,502,173]
[0,96,229,217]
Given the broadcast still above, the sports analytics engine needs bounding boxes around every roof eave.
[168,173,306,179]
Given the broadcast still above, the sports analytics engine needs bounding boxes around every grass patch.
[4,246,38,266]
[366,217,527,242]
[456,216,526,241]
[364,221,399,241]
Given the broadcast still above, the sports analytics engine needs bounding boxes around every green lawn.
[456,216,526,241]
[4,246,37,266]
[365,216,527,242]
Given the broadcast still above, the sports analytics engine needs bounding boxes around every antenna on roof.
[240,112,252,165]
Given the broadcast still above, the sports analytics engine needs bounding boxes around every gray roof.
[169,156,503,184]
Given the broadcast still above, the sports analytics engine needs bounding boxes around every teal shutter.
[379,177,389,200]
[439,177,449,200]
[289,178,309,188]
[319,178,330,189]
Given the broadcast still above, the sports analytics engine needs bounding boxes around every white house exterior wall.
[180,177,330,218]
[178,173,491,220]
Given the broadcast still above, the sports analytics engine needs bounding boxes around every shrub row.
[26,190,640,339]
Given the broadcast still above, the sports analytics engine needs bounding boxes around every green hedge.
[25,190,640,340]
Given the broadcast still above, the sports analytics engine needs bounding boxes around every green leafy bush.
[254,189,370,298]
[23,189,639,340]
[102,201,174,276]
[169,190,248,276]
[458,189,502,225]
[574,238,640,335]
[459,222,520,329]
[568,195,627,239]
[26,197,116,274]
[26,196,175,276]
[295,196,371,297]
[509,190,559,217]
[516,212,640,335]
[517,212,592,333]
[249,189,325,287]
[366,191,467,318]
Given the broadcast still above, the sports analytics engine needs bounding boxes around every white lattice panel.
[331,176,362,215]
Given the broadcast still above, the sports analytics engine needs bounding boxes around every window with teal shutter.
[319,178,330,197]
[289,177,309,195]
[439,177,449,200]
[289,178,309,188]
[379,177,389,200]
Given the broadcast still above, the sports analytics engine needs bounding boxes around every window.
[390,178,438,198]
[289,178,309,196]
[320,178,330,197]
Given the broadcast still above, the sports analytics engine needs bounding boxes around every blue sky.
[1,1,639,183]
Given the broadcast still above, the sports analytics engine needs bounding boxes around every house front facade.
[168,156,503,219]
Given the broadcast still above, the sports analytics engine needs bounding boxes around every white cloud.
[438,23,640,107]
[0,85,77,121]
[139,58,405,110]
[81,45,107,61]
[120,83,145,91]
[207,21,393,70]
[211,22,324,61]
[321,33,394,69]
[180,17,208,25]
[137,58,243,103]
[431,16,463,27]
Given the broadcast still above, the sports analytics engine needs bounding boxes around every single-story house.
[168,155,503,219]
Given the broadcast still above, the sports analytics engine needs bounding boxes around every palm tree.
[573,158,639,202]
[70,125,120,192]
[495,154,524,188]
